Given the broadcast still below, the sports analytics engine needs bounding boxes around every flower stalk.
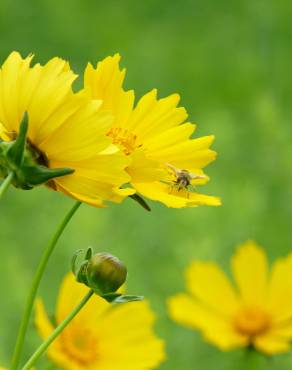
[11,201,82,370]
[0,172,14,199]
[22,289,94,370]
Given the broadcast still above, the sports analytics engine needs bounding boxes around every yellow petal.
[128,90,188,140]
[268,254,292,322]
[231,241,268,306]
[51,151,130,185]
[186,261,240,316]
[27,58,77,142]
[168,293,247,351]
[149,135,217,169]
[56,273,109,323]
[133,181,221,208]
[127,149,163,183]
[84,54,134,129]
[55,174,125,204]
[253,333,291,354]
[95,301,166,370]
[0,52,77,142]
[55,184,106,208]
[40,100,112,161]
[35,299,55,339]
[0,52,28,130]
[144,122,196,152]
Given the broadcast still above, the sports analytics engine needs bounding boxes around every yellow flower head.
[168,241,292,355]
[0,52,132,206]
[35,273,165,370]
[83,54,220,208]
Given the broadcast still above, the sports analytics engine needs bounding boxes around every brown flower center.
[61,327,99,365]
[234,306,271,337]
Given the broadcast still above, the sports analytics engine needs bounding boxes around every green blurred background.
[1,0,292,369]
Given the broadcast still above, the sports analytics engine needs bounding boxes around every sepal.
[130,193,151,211]
[6,112,28,166]
[0,113,74,189]
[102,293,144,304]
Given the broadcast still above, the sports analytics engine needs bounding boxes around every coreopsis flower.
[83,54,220,208]
[35,273,165,369]
[168,241,292,355]
[0,52,132,206]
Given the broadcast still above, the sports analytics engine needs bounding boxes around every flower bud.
[87,253,127,294]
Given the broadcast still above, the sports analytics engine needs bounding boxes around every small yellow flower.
[0,52,132,206]
[168,241,292,355]
[83,54,220,208]
[35,273,165,369]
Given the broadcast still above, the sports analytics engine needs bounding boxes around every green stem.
[11,201,82,370]
[22,289,94,370]
[0,172,14,199]
[241,347,266,370]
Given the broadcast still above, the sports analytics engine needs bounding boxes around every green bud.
[72,248,142,303]
[87,253,127,294]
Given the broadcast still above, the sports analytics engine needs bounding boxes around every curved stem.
[11,201,82,370]
[0,172,14,199]
[22,289,94,370]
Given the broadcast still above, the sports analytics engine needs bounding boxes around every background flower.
[168,241,292,355]
[35,273,165,370]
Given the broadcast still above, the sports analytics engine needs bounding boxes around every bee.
[166,163,206,192]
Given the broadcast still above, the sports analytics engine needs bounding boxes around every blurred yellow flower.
[35,273,165,370]
[83,54,220,208]
[0,52,132,206]
[168,241,292,355]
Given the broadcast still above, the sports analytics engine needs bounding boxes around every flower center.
[107,127,140,155]
[61,327,99,365]
[27,140,49,167]
[234,306,271,337]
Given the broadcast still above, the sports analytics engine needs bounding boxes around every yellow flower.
[83,54,220,208]
[168,241,292,355]
[0,52,132,206]
[35,273,165,370]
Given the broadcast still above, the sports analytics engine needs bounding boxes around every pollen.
[234,306,271,337]
[107,127,140,155]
